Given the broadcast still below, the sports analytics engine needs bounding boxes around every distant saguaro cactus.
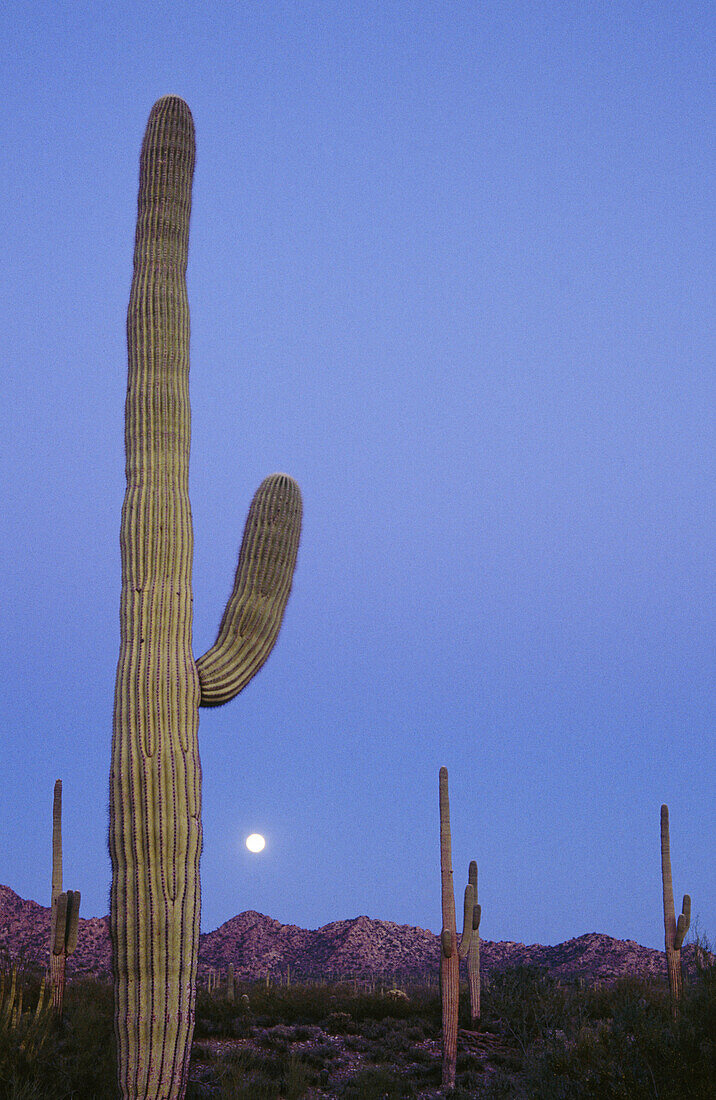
[49,780,80,1016]
[660,804,690,1015]
[109,96,302,1100]
[466,860,481,1023]
[439,767,474,1090]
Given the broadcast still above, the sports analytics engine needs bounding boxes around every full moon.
[245,833,266,853]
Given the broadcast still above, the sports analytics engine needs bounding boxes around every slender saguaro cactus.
[660,804,690,1015]
[439,767,474,1090]
[109,96,302,1100]
[49,780,80,1016]
[466,860,481,1023]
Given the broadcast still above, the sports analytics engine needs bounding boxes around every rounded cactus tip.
[252,472,302,526]
[153,93,191,110]
[256,471,301,497]
[262,472,300,493]
[148,94,195,131]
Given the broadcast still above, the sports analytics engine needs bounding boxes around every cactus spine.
[660,804,690,1015]
[466,860,481,1023]
[49,780,80,1016]
[439,767,474,1090]
[109,96,302,1100]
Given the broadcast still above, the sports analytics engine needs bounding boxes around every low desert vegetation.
[0,943,713,1098]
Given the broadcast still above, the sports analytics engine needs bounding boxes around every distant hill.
[0,883,699,988]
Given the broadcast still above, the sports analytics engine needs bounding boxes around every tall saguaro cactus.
[109,96,302,1100]
[660,804,690,1015]
[49,780,80,1016]
[439,767,474,1090]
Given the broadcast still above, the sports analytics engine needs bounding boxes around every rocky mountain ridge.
[0,884,698,988]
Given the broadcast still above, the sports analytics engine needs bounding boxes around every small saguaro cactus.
[48,780,80,1016]
[660,804,691,1014]
[109,96,302,1100]
[466,860,482,1023]
[439,767,475,1090]
[226,963,235,1002]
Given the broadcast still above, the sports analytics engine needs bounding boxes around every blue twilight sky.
[0,2,713,952]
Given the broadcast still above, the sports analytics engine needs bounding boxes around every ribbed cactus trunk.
[439,767,474,1090]
[110,96,301,1099]
[49,779,64,1012]
[49,779,80,1017]
[660,804,690,1018]
[110,95,200,1100]
[437,765,475,1091]
[439,767,459,1090]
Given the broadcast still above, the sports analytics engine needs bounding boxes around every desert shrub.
[323,1010,354,1034]
[203,1047,314,1100]
[281,1052,313,1100]
[194,985,243,1038]
[198,979,438,1033]
[255,1027,291,1052]
[450,1067,530,1099]
[295,1040,341,1069]
[482,966,570,1055]
[364,1020,419,1061]
[523,949,716,1100]
[343,1031,371,1053]
[337,1064,419,1098]
[290,1024,313,1041]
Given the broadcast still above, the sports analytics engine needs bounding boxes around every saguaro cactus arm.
[469,861,480,929]
[458,883,475,959]
[675,895,691,950]
[51,890,80,955]
[51,893,67,955]
[196,473,302,706]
